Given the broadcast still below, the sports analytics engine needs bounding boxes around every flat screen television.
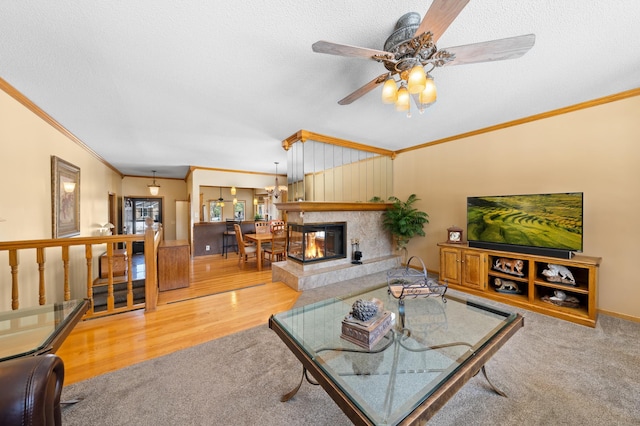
[467,192,583,259]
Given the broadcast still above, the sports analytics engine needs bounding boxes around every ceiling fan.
[312,0,535,115]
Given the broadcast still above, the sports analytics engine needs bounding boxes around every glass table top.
[271,285,518,425]
[0,299,88,362]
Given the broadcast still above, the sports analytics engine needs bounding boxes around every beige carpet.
[62,272,640,425]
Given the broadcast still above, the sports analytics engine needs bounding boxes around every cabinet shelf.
[488,271,528,283]
[438,243,600,327]
[534,280,589,294]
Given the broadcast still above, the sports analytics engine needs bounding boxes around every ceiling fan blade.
[338,73,389,105]
[442,34,536,66]
[312,40,394,60]
[415,0,470,42]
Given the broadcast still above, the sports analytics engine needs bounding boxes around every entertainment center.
[438,242,600,327]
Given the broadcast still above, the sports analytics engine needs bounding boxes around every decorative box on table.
[341,310,395,350]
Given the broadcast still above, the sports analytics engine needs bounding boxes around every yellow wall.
[0,86,123,309]
[394,94,640,319]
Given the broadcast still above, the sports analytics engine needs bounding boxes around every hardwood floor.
[57,253,300,385]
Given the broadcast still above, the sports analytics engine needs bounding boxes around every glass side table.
[0,298,89,362]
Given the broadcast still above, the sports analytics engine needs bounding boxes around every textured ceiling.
[1,1,639,179]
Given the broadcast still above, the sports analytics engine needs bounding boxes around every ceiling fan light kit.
[312,0,535,117]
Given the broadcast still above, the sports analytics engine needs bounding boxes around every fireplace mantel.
[276,201,391,212]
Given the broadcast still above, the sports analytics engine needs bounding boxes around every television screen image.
[467,192,583,253]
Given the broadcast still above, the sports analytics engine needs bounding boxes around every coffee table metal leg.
[480,365,507,397]
[281,367,319,402]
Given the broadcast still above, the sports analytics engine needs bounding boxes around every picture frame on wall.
[51,156,80,238]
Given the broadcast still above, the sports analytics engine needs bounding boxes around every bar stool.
[222,220,240,258]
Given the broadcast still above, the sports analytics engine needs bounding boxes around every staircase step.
[93,287,146,312]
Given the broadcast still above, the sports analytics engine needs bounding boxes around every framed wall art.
[51,156,80,238]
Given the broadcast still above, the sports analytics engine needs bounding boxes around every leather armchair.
[0,354,64,426]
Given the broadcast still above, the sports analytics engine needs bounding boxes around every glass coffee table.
[269,285,523,425]
[0,298,89,362]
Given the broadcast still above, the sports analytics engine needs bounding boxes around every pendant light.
[148,171,160,196]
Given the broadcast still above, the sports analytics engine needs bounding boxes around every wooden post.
[144,224,158,312]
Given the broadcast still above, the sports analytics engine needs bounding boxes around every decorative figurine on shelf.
[493,278,522,294]
[493,257,525,276]
[542,290,580,308]
[550,290,567,301]
[541,263,576,285]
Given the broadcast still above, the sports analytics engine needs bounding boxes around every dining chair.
[254,221,270,234]
[263,227,287,264]
[269,220,285,233]
[234,224,259,265]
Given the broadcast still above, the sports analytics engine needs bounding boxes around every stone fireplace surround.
[272,202,398,291]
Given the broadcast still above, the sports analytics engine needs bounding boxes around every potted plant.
[382,194,429,263]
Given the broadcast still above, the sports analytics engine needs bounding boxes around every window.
[209,202,222,222]
[234,201,246,220]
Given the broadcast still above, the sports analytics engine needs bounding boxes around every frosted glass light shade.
[148,185,160,196]
[419,75,437,105]
[407,64,426,94]
[381,78,398,104]
[395,85,410,111]
[230,186,236,195]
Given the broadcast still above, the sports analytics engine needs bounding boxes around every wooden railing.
[0,225,163,318]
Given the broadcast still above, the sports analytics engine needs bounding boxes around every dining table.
[244,232,276,271]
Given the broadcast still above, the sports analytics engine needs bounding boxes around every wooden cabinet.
[158,240,190,291]
[99,249,128,278]
[438,243,600,327]
[439,246,487,290]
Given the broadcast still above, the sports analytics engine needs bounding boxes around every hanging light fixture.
[148,170,160,196]
[230,186,236,196]
[216,187,225,207]
[265,162,288,200]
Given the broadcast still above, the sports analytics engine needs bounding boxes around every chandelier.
[265,162,288,199]
[148,170,160,196]
[379,29,446,118]
[381,66,437,117]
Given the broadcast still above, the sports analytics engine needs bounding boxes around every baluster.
[126,243,133,307]
[37,247,46,305]
[86,244,94,314]
[62,246,70,301]
[9,249,19,310]
[106,243,115,311]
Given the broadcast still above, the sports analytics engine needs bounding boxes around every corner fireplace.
[287,222,346,263]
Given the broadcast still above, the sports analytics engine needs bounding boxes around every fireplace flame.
[304,232,324,259]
